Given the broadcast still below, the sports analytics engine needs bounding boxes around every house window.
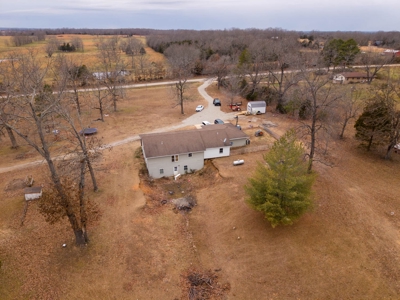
[174,166,178,171]
[184,165,188,171]
[171,155,179,162]
[160,169,164,174]
[219,148,223,153]
[188,153,192,157]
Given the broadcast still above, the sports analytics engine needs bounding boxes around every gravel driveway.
[0,78,239,173]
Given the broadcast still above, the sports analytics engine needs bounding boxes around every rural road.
[0,78,239,174]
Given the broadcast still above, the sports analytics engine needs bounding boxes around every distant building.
[24,187,43,201]
[333,72,373,84]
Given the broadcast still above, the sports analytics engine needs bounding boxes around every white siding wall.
[25,192,42,201]
[231,138,248,147]
[146,152,204,178]
[204,146,230,159]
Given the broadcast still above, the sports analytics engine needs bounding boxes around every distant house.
[24,186,42,201]
[92,70,129,80]
[383,49,400,55]
[247,101,267,114]
[333,72,373,84]
[140,124,249,178]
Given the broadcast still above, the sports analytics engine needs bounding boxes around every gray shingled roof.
[341,72,370,78]
[24,187,42,194]
[140,123,248,158]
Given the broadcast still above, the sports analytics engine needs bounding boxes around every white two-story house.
[140,124,249,178]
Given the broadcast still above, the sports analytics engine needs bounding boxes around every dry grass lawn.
[1,69,400,298]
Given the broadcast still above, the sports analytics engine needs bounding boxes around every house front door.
[173,166,179,175]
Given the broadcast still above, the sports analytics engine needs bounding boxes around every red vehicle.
[230,105,241,111]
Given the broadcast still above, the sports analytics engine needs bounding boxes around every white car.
[202,121,211,126]
[196,105,204,112]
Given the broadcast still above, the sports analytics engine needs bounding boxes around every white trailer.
[247,101,266,114]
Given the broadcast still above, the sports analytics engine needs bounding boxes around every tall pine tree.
[245,130,315,228]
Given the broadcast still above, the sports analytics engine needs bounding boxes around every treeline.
[8,31,46,46]
[3,28,154,37]
[147,28,297,56]
[4,27,400,50]
[147,29,400,54]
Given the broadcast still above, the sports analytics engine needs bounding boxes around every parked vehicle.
[202,121,211,126]
[214,119,224,124]
[213,98,221,106]
[196,105,204,112]
[231,106,241,111]
[255,130,264,137]
[247,101,266,114]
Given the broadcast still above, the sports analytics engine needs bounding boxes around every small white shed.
[24,186,42,201]
[247,101,266,114]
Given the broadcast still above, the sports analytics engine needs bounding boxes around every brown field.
[0,34,165,72]
[0,83,204,171]
[1,46,400,298]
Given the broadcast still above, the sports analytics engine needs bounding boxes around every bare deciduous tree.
[91,79,109,122]
[265,39,301,112]
[0,64,19,148]
[71,37,84,52]
[359,50,395,84]
[297,69,342,172]
[337,87,364,139]
[97,36,127,112]
[45,37,59,58]
[204,54,232,89]
[2,50,98,245]
[54,55,90,115]
[164,44,200,114]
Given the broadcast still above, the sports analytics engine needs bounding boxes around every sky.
[0,0,399,32]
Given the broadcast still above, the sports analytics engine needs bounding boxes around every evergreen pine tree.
[354,98,392,151]
[245,130,315,227]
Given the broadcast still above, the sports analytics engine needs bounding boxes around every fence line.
[231,144,271,155]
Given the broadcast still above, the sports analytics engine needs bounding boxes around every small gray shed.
[24,186,42,201]
[247,101,266,114]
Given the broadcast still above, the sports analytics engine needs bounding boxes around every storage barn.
[24,186,43,201]
[247,101,266,114]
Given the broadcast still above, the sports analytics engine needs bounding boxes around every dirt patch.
[181,269,231,300]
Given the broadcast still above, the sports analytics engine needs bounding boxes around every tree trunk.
[308,96,317,173]
[308,125,316,173]
[339,118,349,139]
[35,111,85,246]
[367,134,374,151]
[79,159,89,244]
[75,92,81,115]
[113,94,117,112]
[74,229,87,245]
[47,157,86,246]
[86,156,98,192]
[98,102,104,121]
[6,125,18,148]
[177,81,184,115]
[385,144,394,160]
